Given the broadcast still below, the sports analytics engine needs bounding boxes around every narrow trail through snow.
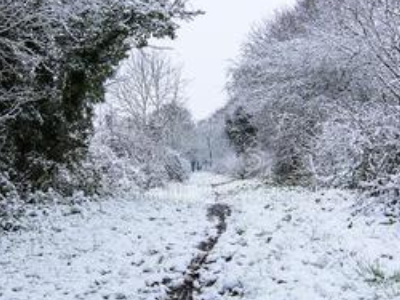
[164,178,236,300]
[166,203,232,300]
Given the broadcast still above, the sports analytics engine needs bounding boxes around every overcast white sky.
[155,0,297,120]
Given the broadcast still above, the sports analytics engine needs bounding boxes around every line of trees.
[220,0,400,207]
[93,49,195,191]
[0,0,199,229]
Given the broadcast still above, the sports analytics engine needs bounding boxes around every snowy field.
[202,180,400,300]
[1,173,400,300]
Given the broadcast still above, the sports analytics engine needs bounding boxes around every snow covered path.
[1,173,400,300]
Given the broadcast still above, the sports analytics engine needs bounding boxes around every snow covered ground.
[1,173,399,300]
[202,180,400,300]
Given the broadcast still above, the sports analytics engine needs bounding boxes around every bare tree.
[110,49,186,129]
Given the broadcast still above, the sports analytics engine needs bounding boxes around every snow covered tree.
[110,49,186,130]
[0,0,200,195]
[225,107,258,156]
[221,0,400,201]
[148,101,195,153]
[224,107,261,179]
[91,47,194,191]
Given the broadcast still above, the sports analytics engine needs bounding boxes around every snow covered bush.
[224,107,270,179]
[50,160,103,197]
[134,150,190,190]
[87,138,141,193]
[0,173,24,232]
[89,127,191,192]
[312,118,363,188]
[164,150,190,182]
